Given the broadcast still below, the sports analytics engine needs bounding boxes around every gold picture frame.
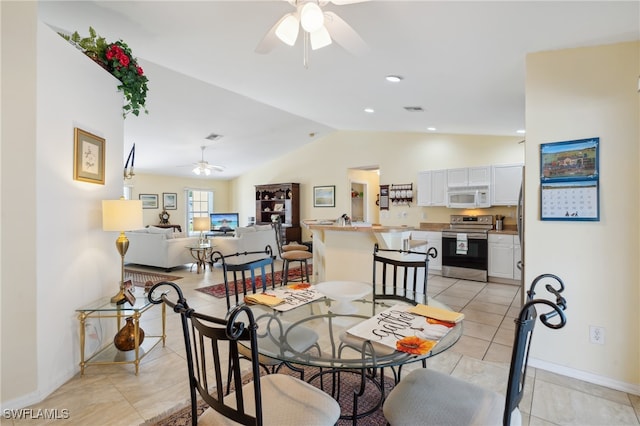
[74,128,105,184]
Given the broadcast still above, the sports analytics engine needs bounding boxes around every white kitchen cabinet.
[446,166,491,187]
[411,231,442,272]
[446,168,468,187]
[417,170,447,206]
[468,166,491,186]
[488,233,514,279]
[492,163,523,206]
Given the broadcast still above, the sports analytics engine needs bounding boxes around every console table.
[152,224,182,232]
[76,295,166,375]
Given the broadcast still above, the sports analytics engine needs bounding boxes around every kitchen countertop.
[303,221,413,233]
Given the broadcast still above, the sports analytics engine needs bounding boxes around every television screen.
[209,212,239,232]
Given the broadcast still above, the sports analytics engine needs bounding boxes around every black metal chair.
[383,273,568,426]
[372,243,438,307]
[209,246,277,311]
[148,282,340,426]
[210,246,320,391]
[336,243,438,422]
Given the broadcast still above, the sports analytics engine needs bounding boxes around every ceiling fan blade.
[256,13,293,54]
[328,0,370,5]
[323,11,368,56]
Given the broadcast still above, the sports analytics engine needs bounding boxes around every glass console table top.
[76,294,152,313]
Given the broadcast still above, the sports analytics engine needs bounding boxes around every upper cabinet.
[491,163,523,206]
[417,170,447,206]
[446,166,491,187]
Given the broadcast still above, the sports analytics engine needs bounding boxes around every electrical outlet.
[589,326,605,345]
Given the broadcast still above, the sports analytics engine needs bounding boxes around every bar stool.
[272,217,312,285]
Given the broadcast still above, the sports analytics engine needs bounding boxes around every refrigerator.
[517,167,525,302]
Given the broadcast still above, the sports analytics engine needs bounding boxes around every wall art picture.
[163,192,177,210]
[73,127,105,184]
[540,137,599,182]
[139,194,159,209]
[314,185,335,207]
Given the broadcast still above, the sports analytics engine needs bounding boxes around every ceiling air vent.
[403,106,424,112]
[205,133,223,141]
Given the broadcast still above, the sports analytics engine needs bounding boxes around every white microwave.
[447,187,491,208]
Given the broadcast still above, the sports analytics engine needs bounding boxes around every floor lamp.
[193,216,210,247]
[102,197,143,304]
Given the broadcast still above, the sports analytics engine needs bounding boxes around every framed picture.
[123,288,136,306]
[73,127,105,184]
[139,194,159,209]
[163,192,177,210]
[540,137,599,182]
[314,185,335,207]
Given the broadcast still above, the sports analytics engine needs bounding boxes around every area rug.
[123,269,182,288]
[195,264,312,298]
[143,363,394,426]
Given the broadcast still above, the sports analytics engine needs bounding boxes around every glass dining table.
[244,288,463,421]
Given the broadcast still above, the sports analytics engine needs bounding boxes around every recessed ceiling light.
[427,127,437,131]
[385,75,403,83]
[516,129,526,134]
[364,108,375,113]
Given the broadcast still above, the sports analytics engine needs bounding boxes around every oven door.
[441,233,488,271]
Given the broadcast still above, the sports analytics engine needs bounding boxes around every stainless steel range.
[441,214,493,282]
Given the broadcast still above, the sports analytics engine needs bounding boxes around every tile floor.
[7,263,640,425]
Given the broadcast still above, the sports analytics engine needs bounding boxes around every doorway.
[351,182,366,222]
[348,167,380,224]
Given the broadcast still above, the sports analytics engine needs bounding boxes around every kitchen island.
[303,221,415,283]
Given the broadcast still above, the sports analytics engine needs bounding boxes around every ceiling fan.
[256,0,370,65]
[186,146,225,176]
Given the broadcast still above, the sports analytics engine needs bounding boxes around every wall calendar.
[540,137,600,221]
[540,181,599,220]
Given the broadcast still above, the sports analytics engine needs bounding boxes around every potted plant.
[59,27,149,117]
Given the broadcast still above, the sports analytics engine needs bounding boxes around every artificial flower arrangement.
[59,27,149,117]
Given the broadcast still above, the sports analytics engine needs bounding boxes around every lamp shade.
[193,216,210,232]
[102,199,143,231]
[276,13,300,46]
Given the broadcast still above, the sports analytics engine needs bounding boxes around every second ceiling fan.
[256,0,369,65]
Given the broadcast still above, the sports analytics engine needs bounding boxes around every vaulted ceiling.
[38,1,639,178]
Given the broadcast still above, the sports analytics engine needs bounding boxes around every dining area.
[146,243,568,425]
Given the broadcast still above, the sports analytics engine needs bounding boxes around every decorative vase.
[114,317,145,351]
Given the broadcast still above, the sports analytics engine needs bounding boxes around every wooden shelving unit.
[255,183,301,244]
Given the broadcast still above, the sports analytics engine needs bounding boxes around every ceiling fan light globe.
[310,26,332,50]
[275,14,300,46]
[300,3,324,33]
[192,167,201,175]
[204,168,211,176]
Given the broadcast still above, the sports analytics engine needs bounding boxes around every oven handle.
[442,233,488,240]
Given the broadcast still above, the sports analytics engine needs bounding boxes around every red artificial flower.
[396,336,436,355]
[119,55,130,67]
[136,66,144,76]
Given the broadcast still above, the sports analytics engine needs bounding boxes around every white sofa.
[125,226,200,271]
[210,225,278,260]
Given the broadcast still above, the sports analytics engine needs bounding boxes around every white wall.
[231,131,523,240]
[525,41,639,392]
[125,173,232,230]
[1,6,125,407]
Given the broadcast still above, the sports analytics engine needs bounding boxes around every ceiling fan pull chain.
[303,31,310,69]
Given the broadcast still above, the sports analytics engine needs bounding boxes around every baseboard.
[529,357,640,396]
[0,366,76,411]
